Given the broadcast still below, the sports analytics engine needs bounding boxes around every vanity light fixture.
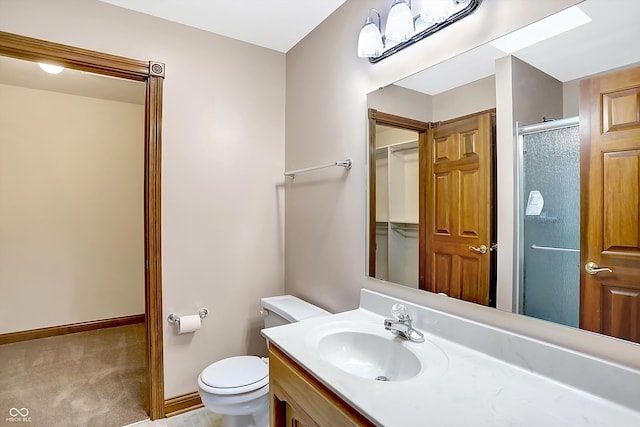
[357,0,482,63]
[38,63,64,74]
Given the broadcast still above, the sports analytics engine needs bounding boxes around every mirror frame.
[0,31,165,419]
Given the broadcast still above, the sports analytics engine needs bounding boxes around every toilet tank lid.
[261,295,330,322]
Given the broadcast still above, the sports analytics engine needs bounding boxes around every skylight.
[489,6,592,54]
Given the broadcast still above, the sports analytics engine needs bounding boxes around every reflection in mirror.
[367,0,640,344]
[372,123,420,287]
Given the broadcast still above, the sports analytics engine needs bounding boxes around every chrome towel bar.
[531,244,579,253]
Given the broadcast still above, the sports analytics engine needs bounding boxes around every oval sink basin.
[318,331,422,381]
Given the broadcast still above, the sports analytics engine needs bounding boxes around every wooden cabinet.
[268,345,375,427]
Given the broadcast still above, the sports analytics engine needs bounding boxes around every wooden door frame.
[0,31,165,419]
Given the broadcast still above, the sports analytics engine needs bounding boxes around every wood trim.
[0,31,165,420]
[368,109,430,131]
[438,108,497,126]
[146,74,165,420]
[164,392,203,418]
[418,129,429,290]
[0,30,148,80]
[368,109,377,277]
[0,314,145,345]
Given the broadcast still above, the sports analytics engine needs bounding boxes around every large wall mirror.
[367,0,640,345]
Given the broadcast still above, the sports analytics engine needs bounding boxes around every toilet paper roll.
[178,314,201,334]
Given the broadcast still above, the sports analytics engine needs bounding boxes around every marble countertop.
[263,307,640,427]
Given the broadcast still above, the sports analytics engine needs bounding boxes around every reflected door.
[423,110,495,305]
[521,124,580,328]
[580,65,640,343]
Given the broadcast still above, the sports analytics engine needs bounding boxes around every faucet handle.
[391,303,410,321]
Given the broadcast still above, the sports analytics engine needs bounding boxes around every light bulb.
[357,19,384,58]
[420,0,453,26]
[38,63,64,74]
[385,0,414,42]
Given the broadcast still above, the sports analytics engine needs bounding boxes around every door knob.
[469,244,487,254]
[584,262,613,275]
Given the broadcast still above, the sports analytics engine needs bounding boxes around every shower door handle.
[469,244,487,254]
[585,262,613,275]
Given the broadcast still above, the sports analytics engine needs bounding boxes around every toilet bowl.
[197,295,330,427]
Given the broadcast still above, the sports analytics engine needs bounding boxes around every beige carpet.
[0,324,148,427]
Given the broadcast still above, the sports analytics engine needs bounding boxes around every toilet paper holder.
[167,308,209,325]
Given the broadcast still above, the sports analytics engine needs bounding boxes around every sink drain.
[375,376,389,382]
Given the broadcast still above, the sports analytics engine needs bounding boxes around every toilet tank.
[261,295,330,328]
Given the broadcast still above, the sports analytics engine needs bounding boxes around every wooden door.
[422,110,495,305]
[580,66,640,343]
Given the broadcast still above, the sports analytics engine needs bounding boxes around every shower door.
[517,119,580,327]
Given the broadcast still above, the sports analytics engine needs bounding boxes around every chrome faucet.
[384,303,425,343]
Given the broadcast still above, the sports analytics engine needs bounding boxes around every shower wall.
[521,124,580,327]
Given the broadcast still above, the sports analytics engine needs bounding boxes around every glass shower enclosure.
[516,117,580,328]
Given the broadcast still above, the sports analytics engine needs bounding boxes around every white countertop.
[263,307,640,426]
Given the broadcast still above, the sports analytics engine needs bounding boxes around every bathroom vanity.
[269,345,373,426]
[263,289,640,426]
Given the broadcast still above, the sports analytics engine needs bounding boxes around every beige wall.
[367,84,432,122]
[494,55,563,312]
[286,0,640,370]
[0,83,144,333]
[0,0,286,398]
[432,75,496,122]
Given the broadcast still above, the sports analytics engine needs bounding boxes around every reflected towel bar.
[531,244,579,253]
[284,159,352,178]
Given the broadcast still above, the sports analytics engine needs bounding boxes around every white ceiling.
[0,0,348,102]
[4,0,639,104]
[98,0,347,53]
[396,0,640,95]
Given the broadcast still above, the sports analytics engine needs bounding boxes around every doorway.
[516,117,580,328]
[0,31,165,419]
[368,108,496,306]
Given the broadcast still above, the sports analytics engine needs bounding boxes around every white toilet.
[197,295,330,427]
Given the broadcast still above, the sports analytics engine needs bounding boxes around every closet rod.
[284,159,352,178]
[390,223,419,231]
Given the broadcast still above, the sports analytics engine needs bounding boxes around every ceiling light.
[38,63,64,74]
[357,0,482,63]
[489,5,592,54]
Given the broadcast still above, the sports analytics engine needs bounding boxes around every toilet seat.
[199,356,268,395]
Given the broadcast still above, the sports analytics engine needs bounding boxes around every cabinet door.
[286,402,320,427]
[269,346,375,427]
